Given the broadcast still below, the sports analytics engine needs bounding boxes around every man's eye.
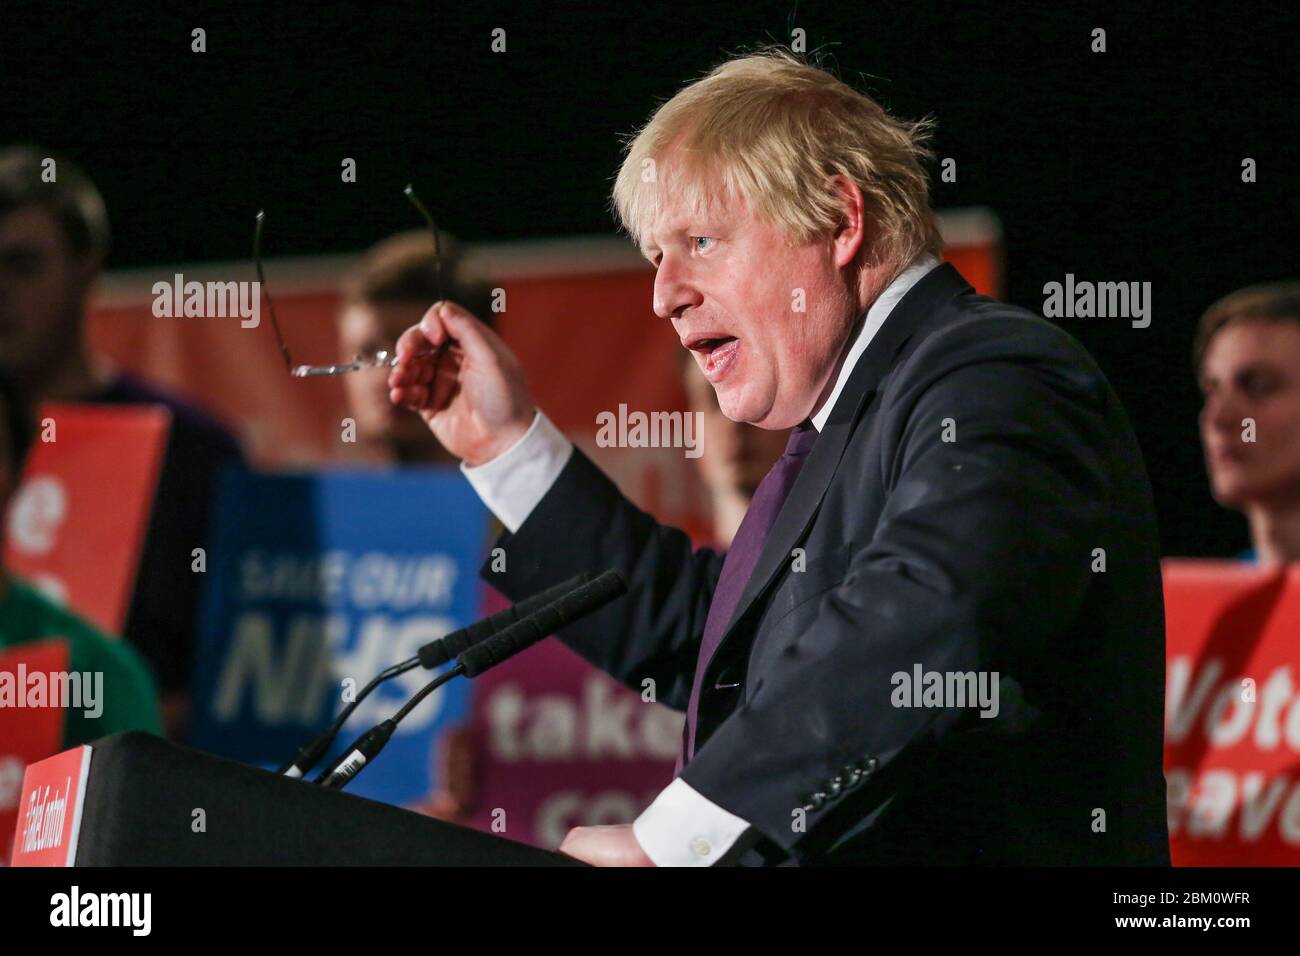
[691,236,717,253]
[1244,377,1277,399]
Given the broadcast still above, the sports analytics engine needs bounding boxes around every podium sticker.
[10,744,91,867]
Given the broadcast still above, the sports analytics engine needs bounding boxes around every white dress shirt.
[462,254,940,865]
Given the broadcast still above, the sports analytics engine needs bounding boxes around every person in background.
[681,349,789,547]
[337,230,494,467]
[0,368,161,746]
[1197,281,1300,565]
[0,145,245,738]
[336,229,493,822]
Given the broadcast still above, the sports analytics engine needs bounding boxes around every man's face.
[641,175,855,429]
[0,206,94,381]
[339,299,445,454]
[1200,320,1300,509]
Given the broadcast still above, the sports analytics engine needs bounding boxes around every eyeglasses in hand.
[253,185,447,377]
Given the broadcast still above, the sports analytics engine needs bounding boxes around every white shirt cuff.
[459,410,573,533]
[632,777,751,867]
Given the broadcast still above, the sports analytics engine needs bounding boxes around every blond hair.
[611,48,942,271]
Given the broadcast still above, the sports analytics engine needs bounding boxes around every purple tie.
[679,421,819,768]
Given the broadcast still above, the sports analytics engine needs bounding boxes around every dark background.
[5,1,1298,557]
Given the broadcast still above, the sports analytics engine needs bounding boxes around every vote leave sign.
[187,469,483,808]
[1163,560,1300,865]
[3,403,168,635]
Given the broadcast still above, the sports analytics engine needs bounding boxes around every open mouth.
[688,335,741,382]
[689,335,736,354]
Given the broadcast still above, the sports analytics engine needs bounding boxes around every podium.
[11,733,580,866]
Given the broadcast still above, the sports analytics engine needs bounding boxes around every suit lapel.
[709,263,974,665]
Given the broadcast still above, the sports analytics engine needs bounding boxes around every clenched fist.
[387,301,536,467]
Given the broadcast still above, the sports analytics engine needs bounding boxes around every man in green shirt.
[0,368,161,746]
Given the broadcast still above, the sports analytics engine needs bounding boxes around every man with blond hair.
[390,49,1169,866]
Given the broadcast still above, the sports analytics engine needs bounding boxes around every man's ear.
[828,174,867,270]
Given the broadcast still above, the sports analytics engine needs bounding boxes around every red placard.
[1,639,70,864]
[3,403,169,636]
[8,744,91,867]
[1163,559,1300,865]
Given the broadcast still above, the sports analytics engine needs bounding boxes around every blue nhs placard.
[188,469,486,807]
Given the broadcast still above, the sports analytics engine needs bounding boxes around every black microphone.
[415,571,596,669]
[458,570,628,677]
[315,570,628,790]
[276,572,595,778]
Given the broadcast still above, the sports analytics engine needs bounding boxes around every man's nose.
[652,255,703,320]
[1203,390,1243,433]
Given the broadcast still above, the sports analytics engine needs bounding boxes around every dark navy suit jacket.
[482,264,1170,865]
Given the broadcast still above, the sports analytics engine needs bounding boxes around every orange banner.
[87,212,1003,531]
